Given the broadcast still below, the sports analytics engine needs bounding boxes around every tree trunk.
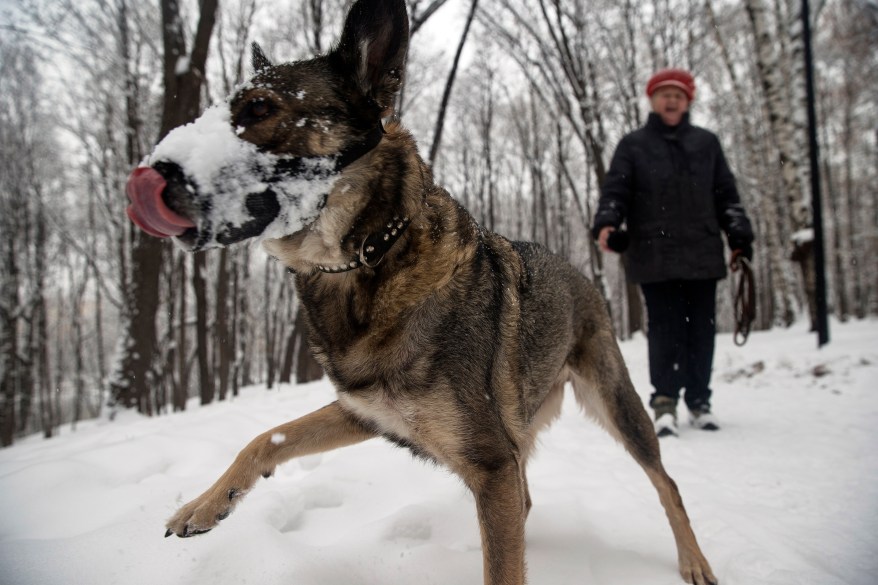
[71,263,89,429]
[110,232,166,412]
[31,192,57,437]
[173,253,189,411]
[264,263,277,390]
[279,329,296,385]
[193,252,214,405]
[480,67,495,231]
[109,1,162,412]
[837,63,865,319]
[230,252,241,396]
[231,248,251,395]
[159,260,176,415]
[0,218,18,446]
[91,257,106,418]
[215,249,232,401]
[398,0,451,115]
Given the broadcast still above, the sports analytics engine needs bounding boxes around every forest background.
[0,0,875,446]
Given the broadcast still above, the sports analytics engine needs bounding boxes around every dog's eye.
[249,99,272,119]
[237,98,275,126]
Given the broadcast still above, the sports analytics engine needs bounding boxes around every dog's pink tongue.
[126,167,195,238]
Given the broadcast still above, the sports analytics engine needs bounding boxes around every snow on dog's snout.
[133,103,336,251]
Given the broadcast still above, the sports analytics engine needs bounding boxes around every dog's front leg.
[165,401,375,537]
[471,460,528,585]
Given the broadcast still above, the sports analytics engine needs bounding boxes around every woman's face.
[650,87,690,127]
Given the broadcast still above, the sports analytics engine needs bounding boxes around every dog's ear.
[251,42,272,73]
[335,0,409,114]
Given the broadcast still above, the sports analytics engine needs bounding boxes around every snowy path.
[1,319,876,585]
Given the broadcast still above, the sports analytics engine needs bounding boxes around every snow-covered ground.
[1,319,876,585]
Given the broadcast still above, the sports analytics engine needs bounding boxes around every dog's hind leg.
[165,401,375,537]
[568,327,718,585]
[520,373,566,517]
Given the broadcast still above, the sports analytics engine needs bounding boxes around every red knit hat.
[646,68,696,101]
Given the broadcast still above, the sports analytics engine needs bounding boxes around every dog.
[126,0,717,583]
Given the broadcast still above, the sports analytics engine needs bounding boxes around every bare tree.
[216,0,259,95]
[820,0,878,319]
[480,0,615,313]
[409,0,451,36]
[0,41,29,446]
[429,0,479,164]
[231,248,253,395]
[215,249,233,401]
[110,0,218,412]
[0,38,61,444]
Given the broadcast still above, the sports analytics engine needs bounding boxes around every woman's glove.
[606,229,630,253]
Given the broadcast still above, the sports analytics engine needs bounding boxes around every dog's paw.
[680,559,718,585]
[165,487,245,538]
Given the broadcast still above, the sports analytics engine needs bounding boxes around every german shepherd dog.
[126,0,717,583]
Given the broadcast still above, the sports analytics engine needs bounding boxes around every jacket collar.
[646,112,691,135]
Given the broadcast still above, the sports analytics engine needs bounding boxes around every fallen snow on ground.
[1,319,876,585]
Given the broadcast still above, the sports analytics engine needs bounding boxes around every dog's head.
[126,0,409,252]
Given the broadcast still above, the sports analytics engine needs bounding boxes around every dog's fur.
[161,1,717,583]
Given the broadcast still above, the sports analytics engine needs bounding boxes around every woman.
[593,68,754,437]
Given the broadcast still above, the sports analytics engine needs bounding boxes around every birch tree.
[743,0,818,327]
[707,0,797,327]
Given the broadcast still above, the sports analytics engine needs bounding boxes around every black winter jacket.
[592,113,754,284]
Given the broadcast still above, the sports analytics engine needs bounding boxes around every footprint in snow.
[302,486,344,510]
[382,506,433,543]
[277,485,342,533]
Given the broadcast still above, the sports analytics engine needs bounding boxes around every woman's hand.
[598,226,615,252]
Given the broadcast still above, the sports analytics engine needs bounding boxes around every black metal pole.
[801,0,830,346]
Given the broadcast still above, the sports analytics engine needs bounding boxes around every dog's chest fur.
[337,387,417,443]
[332,374,499,467]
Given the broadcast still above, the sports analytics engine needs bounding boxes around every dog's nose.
[126,167,195,237]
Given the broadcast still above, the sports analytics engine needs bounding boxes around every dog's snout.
[126,166,196,238]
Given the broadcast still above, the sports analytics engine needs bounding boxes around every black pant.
[640,279,717,412]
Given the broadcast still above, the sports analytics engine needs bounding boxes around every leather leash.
[730,251,756,346]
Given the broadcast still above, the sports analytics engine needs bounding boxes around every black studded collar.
[316,214,411,273]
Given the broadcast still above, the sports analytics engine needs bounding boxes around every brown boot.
[652,396,678,438]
